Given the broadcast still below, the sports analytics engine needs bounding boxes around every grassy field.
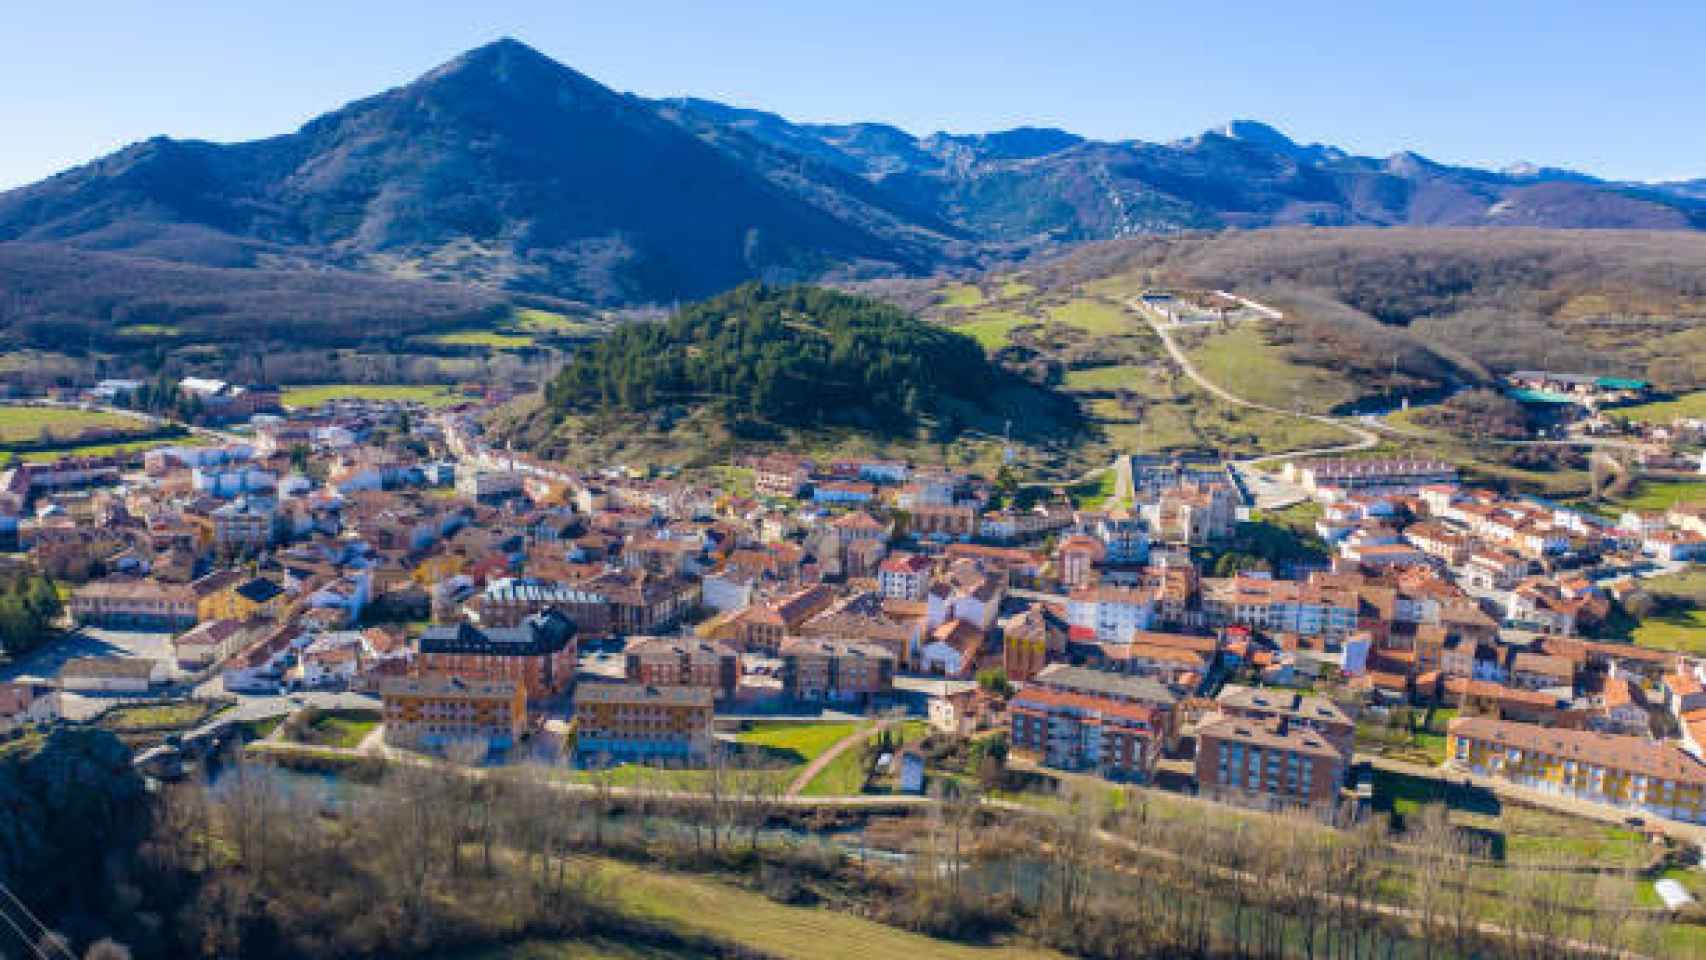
[1630,568,1706,654]
[1607,478,1706,513]
[1614,390,1706,424]
[1182,323,1359,414]
[606,858,1060,960]
[511,308,597,336]
[568,720,863,791]
[485,858,1063,960]
[799,742,871,796]
[1257,500,1324,536]
[1066,468,1120,509]
[425,330,538,348]
[1061,364,1154,392]
[240,716,284,741]
[103,702,216,731]
[1047,298,1133,335]
[280,383,466,408]
[1372,768,1652,868]
[938,283,986,308]
[953,311,1035,350]
[1355,706,1454,766]
[738,719,861,760]
[796,721,927,797]
[1633,609,1706,654]
[18,434,201,462]
[294,709,381,749]
[0,406,150,444]
[114,323,183,337]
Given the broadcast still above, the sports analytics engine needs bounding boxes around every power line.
[0,899,51,960]
[0,880,72,960]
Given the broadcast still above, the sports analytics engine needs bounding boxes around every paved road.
[1129,296,1380,457]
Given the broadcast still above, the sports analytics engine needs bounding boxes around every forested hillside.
[545,283,1006,436]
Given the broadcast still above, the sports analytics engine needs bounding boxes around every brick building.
[379,675,527,750]
[573,683,715,763]
[1010,685,1161,781]
[1196,714,1346,809]
[779,636,895,703]
[416,610,577,700]
[624,635,740,700]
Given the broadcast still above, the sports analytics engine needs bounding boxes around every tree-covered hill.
[544,283,1045,438]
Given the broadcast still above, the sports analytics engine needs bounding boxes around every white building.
[1067,586,1157,642]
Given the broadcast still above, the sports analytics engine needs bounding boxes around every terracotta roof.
[1449,715,1706,785]
[1011,686,1158,726]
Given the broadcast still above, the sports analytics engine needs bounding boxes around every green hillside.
[546,283,1054,439]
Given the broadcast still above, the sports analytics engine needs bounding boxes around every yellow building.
[1447,716,1706,823]
[199,576,288,622]
[412,552,465,586]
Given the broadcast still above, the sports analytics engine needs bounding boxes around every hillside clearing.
[280,383,466,408]
[1181,322,1359,414]
[1047,298,1132,335]
[0,406,149,444]
[1615,390,1706,424]
[954,311,1034,350]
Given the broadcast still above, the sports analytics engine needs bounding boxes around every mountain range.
[2,38,1703,306]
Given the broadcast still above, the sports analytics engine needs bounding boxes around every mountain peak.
[417,37,582,90]
[1215,120,1297,149]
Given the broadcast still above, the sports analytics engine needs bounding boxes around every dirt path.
[785,718,894,798]
[1126,298,1380,466]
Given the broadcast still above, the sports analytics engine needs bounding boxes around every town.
[0,374,1699,844]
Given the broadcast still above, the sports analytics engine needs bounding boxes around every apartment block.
[379,675,527,750]
[573,683,715,763]
[779,636,895,703]
[624,635,739,700]
[1010,686,1160,781]
[1196,715,1346,809]
[1447,716,1706,823]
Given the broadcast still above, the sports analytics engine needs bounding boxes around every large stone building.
[416,610,577,700]
[69,579,198,630]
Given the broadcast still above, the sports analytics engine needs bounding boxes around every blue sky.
[3,0,1703,190]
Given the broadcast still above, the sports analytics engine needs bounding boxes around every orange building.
[379,675,527,750]
[573,683,715,763]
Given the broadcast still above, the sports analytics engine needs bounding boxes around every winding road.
[1121,298,1655,507]
[1127,296,1379,459]
[1122,297,1380,506]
